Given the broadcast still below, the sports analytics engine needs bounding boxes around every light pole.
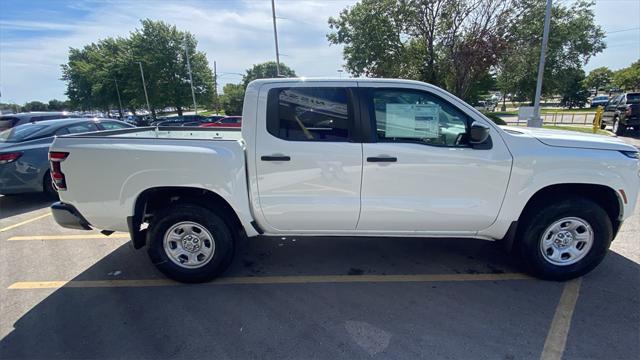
[184,40,198,114]
[113,79,124,119]
[530,0,553,128]
[271,0,281,76]
[136,61,152,117]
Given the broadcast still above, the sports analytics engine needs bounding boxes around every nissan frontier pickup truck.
[47,78,640,283]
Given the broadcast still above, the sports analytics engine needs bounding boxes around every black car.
[602,92,640,135]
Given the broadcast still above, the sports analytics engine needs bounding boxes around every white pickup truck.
[49,78,640,283]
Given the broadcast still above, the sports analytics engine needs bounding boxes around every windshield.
[0,124,48,142]
[593,96,608,101]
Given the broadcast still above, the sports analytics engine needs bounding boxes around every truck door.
[254,82,363,231]
[356,85,512,233]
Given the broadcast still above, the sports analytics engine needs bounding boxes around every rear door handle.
[261,155,291,161]
[367,156,397,162]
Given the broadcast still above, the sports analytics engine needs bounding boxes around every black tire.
[613,117,625,136]
[516,198,612,281]
[43,170,59,199]
[147,204,235,283]
[599,122,606,130]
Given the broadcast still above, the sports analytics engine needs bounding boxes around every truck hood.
[501,126,637,152]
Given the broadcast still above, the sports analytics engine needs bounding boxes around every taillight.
[0,152,22,165]
[49,151,69,191]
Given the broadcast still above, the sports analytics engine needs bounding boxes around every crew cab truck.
[49,78,640,283]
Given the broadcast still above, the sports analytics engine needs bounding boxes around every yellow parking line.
[8,272,531,290]
[7,233,129,241]
[540,278,582,360]
[0,213,51,233]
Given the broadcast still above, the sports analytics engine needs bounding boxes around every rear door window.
[267,87,354,142]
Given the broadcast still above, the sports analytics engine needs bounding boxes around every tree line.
[60,19,216,118]
[327,0,637,108]
[0,99,70,113]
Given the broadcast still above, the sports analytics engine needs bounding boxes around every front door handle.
[261,155,291,161]
[367,156,397,163]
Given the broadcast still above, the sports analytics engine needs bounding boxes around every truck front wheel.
[517,198,612,281]
[147,204,235,283]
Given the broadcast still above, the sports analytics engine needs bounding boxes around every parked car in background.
[151,115,208,127]
[0,118,133,196]
[125,115,152,126]
[203,115,225,123]
[473,100,496,112]
[602,92,640,135]
[0,112,74,132]
[200,116,242,128]
[590,95,609,108]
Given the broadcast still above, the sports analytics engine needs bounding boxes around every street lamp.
[530,0,553,128]
[271,0,281,76]
[136,61,152,117]
[113,79,124,119]
[184,40,198,115]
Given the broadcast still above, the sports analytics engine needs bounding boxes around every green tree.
[584,67,613,95]
[62,19,215,118]
[128,20,215,117]
[328,0,515,100]
[220,83,245,115]
[0,102,22,113]
[496,0,605,103]
[47,99,69,111]
[559,68,589,108]
[23,101,48,111]
[612,60,640,91]
[242,61,296,87]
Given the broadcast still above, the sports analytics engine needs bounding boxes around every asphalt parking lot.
[0,137,638,359]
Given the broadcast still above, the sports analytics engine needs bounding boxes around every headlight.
[620,150,640,159]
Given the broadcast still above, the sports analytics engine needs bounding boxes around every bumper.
[51,202,92,230]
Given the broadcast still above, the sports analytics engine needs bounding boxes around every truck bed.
[49,126,252,232]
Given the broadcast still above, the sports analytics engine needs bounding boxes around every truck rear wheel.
[516,198,612,281]
[147,204,235,283]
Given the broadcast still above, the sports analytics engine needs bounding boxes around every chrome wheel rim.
[613,119,619,133]
[539,217,593,266]
[163,221,215,269]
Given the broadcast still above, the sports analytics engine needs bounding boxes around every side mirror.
[469,121,490,144]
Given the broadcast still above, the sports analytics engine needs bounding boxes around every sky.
[0,0,638,104]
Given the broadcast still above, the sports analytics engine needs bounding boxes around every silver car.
[0,118,133,196]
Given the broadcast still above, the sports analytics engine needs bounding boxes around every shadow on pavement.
[0,194,54,220]
[0,236,638,359]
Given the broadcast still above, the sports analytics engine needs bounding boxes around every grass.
[199,109,225,116]
[543,125,610,135]
[507,123,612,136]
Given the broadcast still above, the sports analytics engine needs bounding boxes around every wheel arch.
[129,186,246,249]
[519,183,622,233]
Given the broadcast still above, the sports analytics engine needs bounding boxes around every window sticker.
[385,104,440,138]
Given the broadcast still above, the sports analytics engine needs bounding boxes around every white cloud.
[0,0,352,103]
